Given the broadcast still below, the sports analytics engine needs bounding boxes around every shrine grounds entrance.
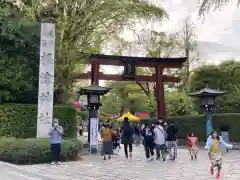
[71,54,187,120]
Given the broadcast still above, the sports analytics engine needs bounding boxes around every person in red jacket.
[188,132,198,160]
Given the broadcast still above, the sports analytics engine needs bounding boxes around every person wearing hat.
[49,118,64,165]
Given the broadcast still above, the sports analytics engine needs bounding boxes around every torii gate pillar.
[91,63,100,85]
[155,67,166,120]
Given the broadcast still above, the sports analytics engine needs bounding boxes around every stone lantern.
[189,87,226,136]
[77,84,111,153]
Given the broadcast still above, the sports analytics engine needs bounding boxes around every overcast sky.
[151,0,240,63]
[100,0,240,81]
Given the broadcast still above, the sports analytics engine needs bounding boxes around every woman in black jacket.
[142,123,155,160]
[121,117,134,158]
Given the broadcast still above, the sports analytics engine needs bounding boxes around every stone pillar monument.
[37,22,55,138]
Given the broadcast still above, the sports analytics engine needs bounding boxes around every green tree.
[101,82,196,116]
[39,0,168,103]
[165,91,196,116]
[102,81,151,115]
[188,60,240,113]
[0,3,39,103]
[198,0,239,16]
[0,0,168,103]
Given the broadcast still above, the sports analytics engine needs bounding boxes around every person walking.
[154,121,166,161]
[49,118,64,165]
[111,125,117,151]
[140,124,145,145]
[205,130,233,178]
[188,132,198,160]
[166,121,178,160]
[163,121,168,131]
[79,124,83,136]
[101,123,115,160]
[142,124,155,161]
[121,117,134,159]
[134,124,141,146]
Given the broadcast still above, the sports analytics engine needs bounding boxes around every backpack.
[101,128,112,142]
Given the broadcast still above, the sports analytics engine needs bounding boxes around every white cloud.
[101,0,240,79]
[154,0,240,61]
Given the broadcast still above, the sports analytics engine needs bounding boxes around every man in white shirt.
[154,121,166,161]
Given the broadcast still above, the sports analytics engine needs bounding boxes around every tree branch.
[136,80,149,96]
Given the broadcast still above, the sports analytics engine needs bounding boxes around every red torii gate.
[71,54,187,120]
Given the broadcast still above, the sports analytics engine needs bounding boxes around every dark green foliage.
[53,105,77,137]
[169,113,240,142]
[0,104,77,138]
[169,115,206,141]
[76,111,88,120]
[0,138,82,164]
[188,60,240,113]
[0,0,169,104]
[0,4,40,104]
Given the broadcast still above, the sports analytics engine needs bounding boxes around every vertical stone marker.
[37,22,55,138]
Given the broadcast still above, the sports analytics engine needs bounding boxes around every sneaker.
[103,156,106,160]
[50,161,55,165]
[129,152,132,158]
[216,173,220,179]
[162,157,166,161]
[150,156,154,161]
[210,166,214,176]
[57,161,61,165]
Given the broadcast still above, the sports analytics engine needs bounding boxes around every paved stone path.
[1,147,240,180]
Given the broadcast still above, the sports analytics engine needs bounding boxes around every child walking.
[142,124,155,160]
[114,127,121,150]
[187,132,198,160]
[205,130,233,179]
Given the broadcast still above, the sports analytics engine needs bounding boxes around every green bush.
[0,137,82,164]
[169,113,240,142]
[0,104,77,138]
[76,111,87,120]
[54,105,77,137]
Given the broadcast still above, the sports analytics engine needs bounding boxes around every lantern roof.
[77,84,111,95]
[189,87,226,97]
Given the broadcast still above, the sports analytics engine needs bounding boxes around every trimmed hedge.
[169,113,240,142]
[77,111,105,122]
[0,137,82,164]
[77,111,88,120]
[0,104,77,138]
[139,113,240,142]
